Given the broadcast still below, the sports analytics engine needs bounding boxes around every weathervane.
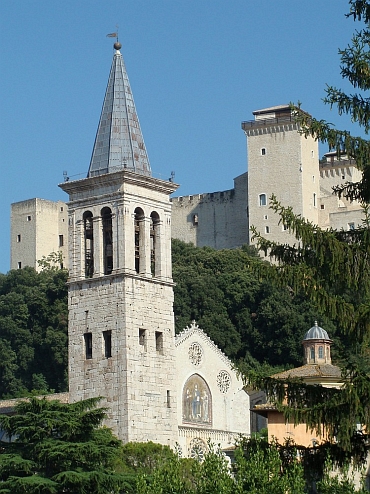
[106,26,121,50]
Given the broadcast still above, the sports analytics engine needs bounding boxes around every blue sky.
[0,0,360,274]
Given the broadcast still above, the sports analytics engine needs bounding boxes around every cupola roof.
[88,43,151,178]
[303,321,330,341]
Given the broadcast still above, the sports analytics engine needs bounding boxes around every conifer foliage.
[250,0,370,454]
[0,397,127,493]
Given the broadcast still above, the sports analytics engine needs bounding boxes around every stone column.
[93,215,103,277]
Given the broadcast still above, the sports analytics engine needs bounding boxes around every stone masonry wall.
[11,198,68,271]
[171,172,248,249]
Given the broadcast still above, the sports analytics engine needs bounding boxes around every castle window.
[259,194,267,206]
[150,211,160,277]
[192,213,199,226]
[134,208,145,274]
[139,329,146,349]
[155,331,163,354]
[321,204,325,210]
[60,207,64,212]
[83,211,94,278]
[17,234,21,242]
[265,226,270,234]
[84,333,92,360]
[348,222,355,230]
[17,262,21,269]
[264,215,268,220]
[103,330,112,358]
[167,390,171,408]
[27,215,31,221]
[261,148,266,156]
[101,207,113,275]
[313,193,317,208]
[59,235,64,247]
[318,346,323,359]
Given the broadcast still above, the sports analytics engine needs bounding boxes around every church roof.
[88,42,151,178]
[303,321,330,341]
[0,392,70,415]
[271,363,342,380]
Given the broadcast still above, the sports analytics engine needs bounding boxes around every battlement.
[171,189,235,205]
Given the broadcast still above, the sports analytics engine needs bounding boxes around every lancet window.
[83,211,94,278]
[134,208,144,273]
[150,211,160,276]
[101,207,113,275]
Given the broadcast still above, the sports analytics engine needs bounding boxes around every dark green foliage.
[172,239,337,369]
[0,397,127,493]
[0,267,68,398]
[136,438,368,493]
[117,441,176,474]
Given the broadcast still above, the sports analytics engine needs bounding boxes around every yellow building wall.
[267,411,329,447]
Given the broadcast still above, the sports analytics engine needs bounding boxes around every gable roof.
[175,321,233,370]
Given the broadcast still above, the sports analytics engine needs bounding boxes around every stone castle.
[171,106,364,251]
[11,108,364,271]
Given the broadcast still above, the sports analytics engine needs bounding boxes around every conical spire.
[88,43,151,178]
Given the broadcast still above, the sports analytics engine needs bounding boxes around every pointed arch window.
[150,211,160,276]
[83,211,94,278]
[101,207,113,275]
[134,208,144,274]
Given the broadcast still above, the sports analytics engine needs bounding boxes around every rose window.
[188,342,203,366]
[217,370,231,393]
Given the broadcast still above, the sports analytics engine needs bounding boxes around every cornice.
[59,170,179,197]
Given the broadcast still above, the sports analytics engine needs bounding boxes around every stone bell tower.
[59,41,179,446]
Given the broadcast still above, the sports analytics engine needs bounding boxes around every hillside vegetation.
[0,240,340,399]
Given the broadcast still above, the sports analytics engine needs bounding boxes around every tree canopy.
[0,397,128,494]
[0,266,68,399]
[249,0,370,454]
[136,438,368,494]
[172,239,337,370]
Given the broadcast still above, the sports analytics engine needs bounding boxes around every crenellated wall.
[171,172,248,249]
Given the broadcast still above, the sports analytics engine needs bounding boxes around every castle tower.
[59,41,179,446]
[242,105,319,246]
[10,198,68,271]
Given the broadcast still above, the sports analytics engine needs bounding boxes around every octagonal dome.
[303,321,330,341]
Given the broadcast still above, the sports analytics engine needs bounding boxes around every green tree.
[248,0,370,456]
[0,267,68,398]
[172,239,338,369]
[136,439,368,493]
[0,396,128,494]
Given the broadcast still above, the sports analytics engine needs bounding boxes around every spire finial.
[106,26,121,50]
